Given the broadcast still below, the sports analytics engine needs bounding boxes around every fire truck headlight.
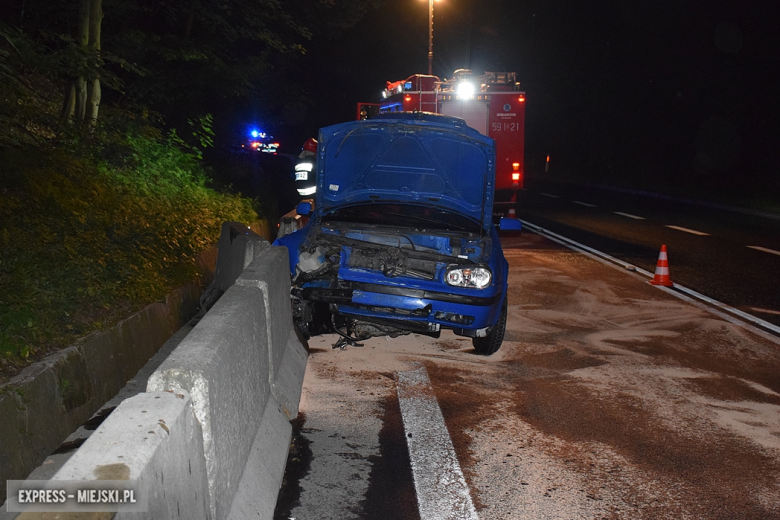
[456,82,475,99]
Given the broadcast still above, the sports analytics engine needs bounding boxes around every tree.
[61,0,103,130]
[4,0,384,141]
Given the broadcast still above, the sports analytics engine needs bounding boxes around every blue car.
[274,113,521,354]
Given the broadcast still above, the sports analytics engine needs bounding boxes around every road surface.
[275,231,780,520]
[516,178,780,328]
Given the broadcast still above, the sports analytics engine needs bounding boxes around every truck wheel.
[472,298,507,355]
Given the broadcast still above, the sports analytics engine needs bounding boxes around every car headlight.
[445,266,492,289]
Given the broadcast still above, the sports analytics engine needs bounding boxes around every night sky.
[281,0,778,193]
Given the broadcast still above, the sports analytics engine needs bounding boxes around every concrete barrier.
[199,222,270,312]
[146,246,306,520]
[12,391,210,520]
[0,282,201,506]
[147,284,273,520]
[6,226,306,520]
[235,249,307,420]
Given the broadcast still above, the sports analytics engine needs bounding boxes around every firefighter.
[295,138,318,198]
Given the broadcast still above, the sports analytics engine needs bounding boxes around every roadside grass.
[0,131,257,382]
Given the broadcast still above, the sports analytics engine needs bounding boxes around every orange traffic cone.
[649,245,674,287]
[507,208,517,219]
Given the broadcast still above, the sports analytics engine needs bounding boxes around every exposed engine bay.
[291,222,491,348]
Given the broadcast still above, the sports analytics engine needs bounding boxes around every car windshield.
[321,203,481,233]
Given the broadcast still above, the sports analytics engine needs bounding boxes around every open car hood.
[315,113,496,230]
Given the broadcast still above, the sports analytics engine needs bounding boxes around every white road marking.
[397,366,480,520]
[518,218,780,342]
[665,225,710,236]
[751,307,780,316]
[540,192,559,198]
[572,200,597,207]
[614,211,645,220]
[747,245,780,257]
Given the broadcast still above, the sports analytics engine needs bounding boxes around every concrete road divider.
[0,282,201,506]
[146,245,306,520]
[235,249,307,420]
[225,392,293,520]
[14,391,211,520]
[199,222,271,312]
[147,283,274,520]
[8,225,307,520]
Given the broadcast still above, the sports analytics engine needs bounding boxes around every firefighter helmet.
[302,138,318,154]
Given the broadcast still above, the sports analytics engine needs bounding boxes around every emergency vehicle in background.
[242,130,280,154]
[357,69,525,208]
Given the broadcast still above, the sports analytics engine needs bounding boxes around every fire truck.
[357,69,525,208]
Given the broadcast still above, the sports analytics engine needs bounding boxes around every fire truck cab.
[357,70,525,207]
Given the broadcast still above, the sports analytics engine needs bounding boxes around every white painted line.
[665,225,710,236]
[397,367,480,520]
[614,211,645,220]
[540,193,559,198]
[518,218,780,343]
[572,201,597,207]
[747,245,780,257]
[751,307,780,316]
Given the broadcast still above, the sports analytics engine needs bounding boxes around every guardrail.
[6,223,308,520]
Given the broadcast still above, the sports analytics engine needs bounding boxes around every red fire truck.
[357,69,525,207]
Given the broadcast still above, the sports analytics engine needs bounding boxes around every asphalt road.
[8,225,780,519]
[515,178,780,328]
[274,231,780,519]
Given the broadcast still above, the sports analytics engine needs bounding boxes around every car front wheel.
[472,297,507,355]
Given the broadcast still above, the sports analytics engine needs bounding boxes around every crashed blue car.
[274,113,521,354]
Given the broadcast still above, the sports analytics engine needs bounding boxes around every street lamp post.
[427,0,434,75]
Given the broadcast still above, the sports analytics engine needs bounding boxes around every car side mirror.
[499,217,522,231]
[296,202,313,216]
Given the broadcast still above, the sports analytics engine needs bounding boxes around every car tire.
[472,297,507,355]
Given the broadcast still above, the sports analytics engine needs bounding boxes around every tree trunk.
[86,78,101,129]
[61,83,76,121]
[62,0,103,128]
[76,75,87,121]
[75,0,90,121]
[85,0,103,129]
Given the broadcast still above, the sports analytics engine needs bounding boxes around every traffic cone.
[649,245,674,287]
[507,208,517,219]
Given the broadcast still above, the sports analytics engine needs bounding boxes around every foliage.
[0,130,256,376]
[98,0,383,124]
[0,0,385,381]
[168,114,215,161]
